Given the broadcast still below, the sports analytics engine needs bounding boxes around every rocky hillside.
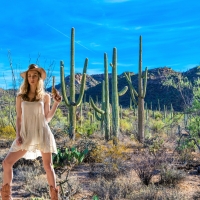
[83,66,198,111]
[1,66,199,112]
[47,73,100,95]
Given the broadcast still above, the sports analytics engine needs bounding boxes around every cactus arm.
[60,61,70,107]
[118,86,128,96]
[142,67,148,98]
[76,73,86,106]
[94,110,102,121]
[130,88,138,106]
[76,58,88,106]
[90,97,105,115]
[124,72,138,96]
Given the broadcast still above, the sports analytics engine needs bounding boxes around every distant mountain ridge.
[1,66,200,111]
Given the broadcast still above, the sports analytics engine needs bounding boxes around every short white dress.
[9,98,57,160]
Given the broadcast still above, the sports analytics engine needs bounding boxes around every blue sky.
[0,0,200,89]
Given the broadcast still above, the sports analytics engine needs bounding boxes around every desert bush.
[130,185,186,200]
[89,142,129,164]
[159,164,186,185]
[129,184,158,200]
[25,175,49,198]
[76,119,98,137]
[0,125,15,139]
[149,119,165,133]
[13,165,42,182]
[177,148,194,163]
[89,143,130,179]
[91,174,137,200]
[120,118,132,133]
[153,111,163,120]
[75,139,98,163]
[58,175,80,199]
[132,150,164,185]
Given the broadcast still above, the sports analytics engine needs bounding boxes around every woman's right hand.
[16,136,23,146]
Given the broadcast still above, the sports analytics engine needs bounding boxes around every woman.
[0,64,62,200]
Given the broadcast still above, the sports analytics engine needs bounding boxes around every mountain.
[47,73,100,95]
[83,66,198,111]
[1,66,200,112]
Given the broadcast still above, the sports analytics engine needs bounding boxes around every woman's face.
[27,70,40,86]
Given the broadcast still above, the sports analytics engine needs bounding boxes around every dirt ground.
[0,144,200,200]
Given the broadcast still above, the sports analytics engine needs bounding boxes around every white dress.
[9,99,57,160]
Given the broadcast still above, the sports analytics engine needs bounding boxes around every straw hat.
[20,64,46,80]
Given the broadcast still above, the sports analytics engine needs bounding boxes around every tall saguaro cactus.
[60,27,88,140]
[124,36,148,143]
[110,48,128,145]
[90,53,111,141]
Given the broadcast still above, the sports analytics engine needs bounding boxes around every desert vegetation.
[0,28,200,199]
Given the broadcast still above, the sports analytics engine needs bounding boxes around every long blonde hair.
[18,71,45,101]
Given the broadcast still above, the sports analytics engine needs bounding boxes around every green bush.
[0,125,15,139]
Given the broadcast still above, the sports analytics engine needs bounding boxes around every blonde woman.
[0,64,62,200]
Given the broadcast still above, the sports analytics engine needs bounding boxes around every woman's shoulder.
[43,92,51,103]
[16,94,22,101]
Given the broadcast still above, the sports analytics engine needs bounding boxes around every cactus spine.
[60,27,88,140]
[124,36,148,143]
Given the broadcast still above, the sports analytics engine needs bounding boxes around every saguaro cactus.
[90,53,111,141]
[110,48,128,145]
[60,27,88,140]
[124,36,148,143]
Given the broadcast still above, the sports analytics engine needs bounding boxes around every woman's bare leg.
[41,152,56,188]
[2,150,27,185]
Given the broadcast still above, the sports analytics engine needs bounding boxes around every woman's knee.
[2,158,13,170]
[43,162,53,173]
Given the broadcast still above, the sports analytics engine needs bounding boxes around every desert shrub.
[76,119,98,137]
[89,142,129,164]
[153,111,163,120]
[13,165,42,182]
[177,148,194,163]
[149,119,165,133]
[161,188,187,200]
[120,119,132,133]
[58,175,80,199]
[89,143,130,179]
[75,139,98,163]
[132,150,164,185]
[159,164,186,185]
[91,174,137,200]
[13,157,42,169]
[130,185,186,200]
[25,175,49,198]
[89,161,127,180]
[0,125,15,139]
[129,184,158,200]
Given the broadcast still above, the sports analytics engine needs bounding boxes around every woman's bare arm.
[16,95,23,145]
[44,93,61,123]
